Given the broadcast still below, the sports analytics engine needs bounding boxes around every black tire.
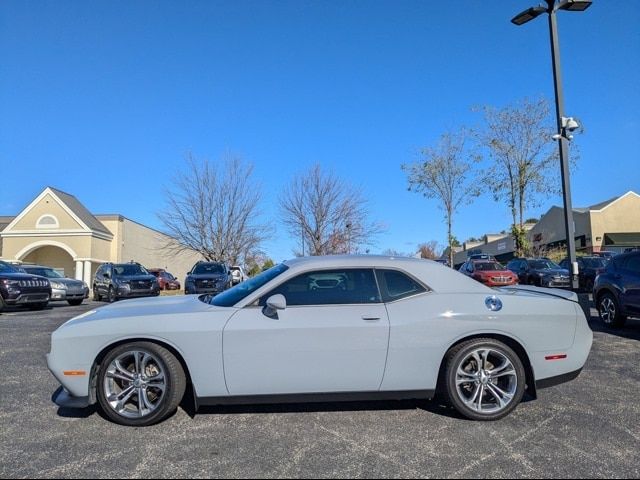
[93,287,101,302]
[96,342,186,427]
[598,291,626,328]
[68,299,84,306]
[107,286,117,303]
[0,295,5,313]
[443,338,526,421]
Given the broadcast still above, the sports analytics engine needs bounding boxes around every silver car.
[22,265,89,306]
[48,255,592,426]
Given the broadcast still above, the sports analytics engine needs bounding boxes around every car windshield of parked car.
[23,267,64,279]
[0,262,17,273]
[113,264,149,276]
[530,260,561,270]
[475,262,505,271]
[193,263,226,275]
[210,263,289,307]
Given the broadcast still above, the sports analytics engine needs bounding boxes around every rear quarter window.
[375,269,428,303]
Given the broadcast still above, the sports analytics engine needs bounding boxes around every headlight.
[1,279,20,287]
[50,281,67,289]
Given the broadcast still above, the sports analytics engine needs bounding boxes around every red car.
[148,269,181,291]
[460,260,518,287]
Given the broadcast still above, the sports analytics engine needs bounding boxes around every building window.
[36,214,59,229]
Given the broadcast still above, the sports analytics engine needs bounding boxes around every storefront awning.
[604,233,640,246]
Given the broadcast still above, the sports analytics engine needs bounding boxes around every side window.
[624,255,640,274]
[375,269,428,303]
[466,263,474,273]
[259,269,381,306]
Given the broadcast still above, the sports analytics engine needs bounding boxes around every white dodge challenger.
[48,255,592,426]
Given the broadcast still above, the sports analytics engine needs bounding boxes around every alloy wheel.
[454,348,518,415]
[103,350,167,419]
[600,297,616,324]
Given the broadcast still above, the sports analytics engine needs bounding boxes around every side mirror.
[263,294,286,319]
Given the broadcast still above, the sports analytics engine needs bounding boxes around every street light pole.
[511,0,591,291]
[547,3,579,290]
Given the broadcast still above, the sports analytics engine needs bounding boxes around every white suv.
[230,266,246,285]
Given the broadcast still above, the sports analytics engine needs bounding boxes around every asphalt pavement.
[0,300,638,479]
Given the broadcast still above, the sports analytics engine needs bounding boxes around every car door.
[222,268,390,396]
[620,255,640,314]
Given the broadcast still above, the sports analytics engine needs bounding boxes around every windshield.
[530,260,561,270]
[0,261,17,274]
[475,262,505,271]
[210,263,289,307]
[22,267,64,279]
[113,264,149,276]
[193,263,226,275]
[583,258,606,268]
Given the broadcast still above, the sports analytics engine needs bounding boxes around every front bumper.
[116,286,161,298]
[50,287,87,302]
[4,292,50,305]
[51,386,90,409]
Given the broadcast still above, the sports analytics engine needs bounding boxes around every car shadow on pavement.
[56,405,97,419]
[588,315,640,341]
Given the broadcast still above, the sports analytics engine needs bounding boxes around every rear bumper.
[51,386,90,409]
[536,368,583,389]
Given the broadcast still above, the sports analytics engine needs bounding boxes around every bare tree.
[475,97,567,255]
[417,240,442,260]
[280,164,383,256]
[403,131,480,268]
[158,153,270,265]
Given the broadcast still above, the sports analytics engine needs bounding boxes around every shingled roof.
[48,187,112,235]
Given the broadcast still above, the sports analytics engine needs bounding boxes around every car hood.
[56,278,86,287]
[114,275,157,282]
[476,270,515,276]
[60,295,232,328]
[187,274,228,280]
[531,268,570,276]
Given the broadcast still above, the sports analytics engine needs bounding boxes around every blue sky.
[1,1,639,262]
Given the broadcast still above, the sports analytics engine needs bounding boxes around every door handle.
[362,316,381,321]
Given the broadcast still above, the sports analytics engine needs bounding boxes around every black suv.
[593,251,640,328]
[506,258,571,289]
[93,262,160,303]
[0,260,52,312]
[185,261,232,295]
[559,256,607,293]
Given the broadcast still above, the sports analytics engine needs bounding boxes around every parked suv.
[593,251,640,328]
[148,269,181,291]
[185,261,232,295]
[21,265,89,306]
[559,256,607,293]
[506,258,571,289]
[93,262,160,302]
[0,260,52,312]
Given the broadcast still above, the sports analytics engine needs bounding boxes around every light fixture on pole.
[510,0,591,290]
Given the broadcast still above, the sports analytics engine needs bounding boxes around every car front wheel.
[96,342,186,426]
[598,292,626,328]
[444,338,526,421]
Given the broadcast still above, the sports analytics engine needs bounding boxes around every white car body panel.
[47,256,593,406]
[224,304,389,395]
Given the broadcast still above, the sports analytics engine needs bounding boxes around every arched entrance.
[20,245,77,278]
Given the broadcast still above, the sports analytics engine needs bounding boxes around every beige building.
[451,191,640,266]
[0,187,202,285]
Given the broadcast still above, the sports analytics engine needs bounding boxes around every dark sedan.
[506,258,571,289]
[593,251,640,328]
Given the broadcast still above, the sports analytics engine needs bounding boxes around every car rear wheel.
[97,342,186,426]
[598,292,626,328]
[444,338,526,421]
